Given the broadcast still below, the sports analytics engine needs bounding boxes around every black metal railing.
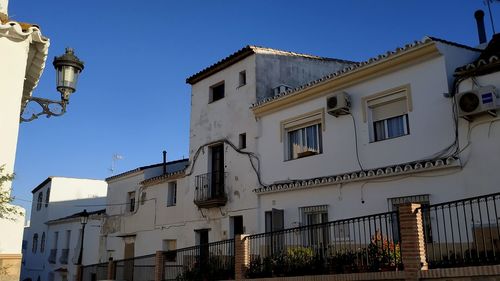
[59,248,69,264]
[115,254,156,281]
[420,192,500,268]
[82,262,107,281]
[194,171,227,207]
[164,239,235,280]
[245,211,402,278]
[48,249,57,264]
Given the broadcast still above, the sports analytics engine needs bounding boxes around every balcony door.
[210,144,224,198]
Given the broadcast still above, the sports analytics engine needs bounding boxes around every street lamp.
[20,47,85,122]
[77,209,89,266]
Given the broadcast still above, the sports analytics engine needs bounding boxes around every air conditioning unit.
[326,92,350,117]
[456,86,499,118]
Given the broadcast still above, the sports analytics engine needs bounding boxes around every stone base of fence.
[419,264,500,280]
[237,271,406,281]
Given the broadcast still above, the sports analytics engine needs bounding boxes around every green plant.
[0,165,23,220]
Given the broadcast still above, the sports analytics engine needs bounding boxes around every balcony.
[194,171,227,208]
[59,248,69,264]
[48,249,57,264]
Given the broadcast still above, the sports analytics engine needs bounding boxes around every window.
[265,209,284,232]
[40,232,45,253]
[128,191,136,212]
[32,233,38,253]
[64,230,71,249]
[300,205,333,244]
[209,82,225,103]
[53,231,59,250]
[363,85,412,142]
[36,192,43,211]
[238,71,246,87]
[239,133,246,149]
[45,188,50,207]
[163,239,177,262]
[167,182,177,207]
[281,109,324,161]
[287,124,322,160]
[373,114,409,141]
[389,194,431,242]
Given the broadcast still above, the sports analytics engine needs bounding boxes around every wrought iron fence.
[194,171,227,202]
[82,262,107,281]
[115,254,156,281]
[420,192,500,268]
[245,211,402,278]
[163,239,235,280]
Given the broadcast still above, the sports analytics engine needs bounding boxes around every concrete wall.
[255,55,350,101]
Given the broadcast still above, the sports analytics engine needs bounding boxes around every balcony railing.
[194,171,227,208]
[59,248,69,264]
[48,249,57,264]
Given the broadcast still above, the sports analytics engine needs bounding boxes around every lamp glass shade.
[56,65,80,94]
[80,212,89,224]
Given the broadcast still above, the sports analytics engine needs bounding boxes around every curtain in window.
[288,124,321,159]
[387,115,406,138]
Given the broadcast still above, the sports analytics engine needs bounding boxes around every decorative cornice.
[253,157,459,195]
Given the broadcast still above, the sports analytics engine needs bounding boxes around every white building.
[251,35,500,231]
[20,177,107,281]
[97,30,500,270]
[0,1,50,279]
[100,48,355,260]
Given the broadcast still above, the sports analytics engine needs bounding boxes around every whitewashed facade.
[20,177,107,281]
[0,1,50,280]
[251,37,500,232]
[99,35,500,264]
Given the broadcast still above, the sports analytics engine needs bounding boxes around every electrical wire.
[349,113,364,171]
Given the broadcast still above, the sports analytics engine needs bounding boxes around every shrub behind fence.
[245,211,402,278]
[164,239,235,280]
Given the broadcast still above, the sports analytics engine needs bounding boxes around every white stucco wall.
[21,178,107,281]
[254,43,499,232]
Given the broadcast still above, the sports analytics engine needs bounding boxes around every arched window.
[40,232,45,253]
[36,193,43,211]
[32,233,38,253]
[45,188,50,208]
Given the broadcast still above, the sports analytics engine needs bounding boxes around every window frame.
[127,191,136,213]
[238,133,246,149]
[362,84,413,143]
[373,114,410,142]
[238,70,246,87]
[209,81,225,103]
[280,109,325,161]
[167,181,177,207]
[36,192,43,211]
[32,233,38,253]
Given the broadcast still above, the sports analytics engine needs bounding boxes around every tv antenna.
[485,0,499,34]
[109,153,124,175]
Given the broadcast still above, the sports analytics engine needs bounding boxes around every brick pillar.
[154,251,165,281]
[234,234,249,280]
[399,203,428,281]
[75,265,83,281]
[107,257,116,280]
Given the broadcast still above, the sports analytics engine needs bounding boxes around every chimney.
[0,0,8,21]
[475,10,487,44]
[162,150,167,175]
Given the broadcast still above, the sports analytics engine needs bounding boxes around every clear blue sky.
[9,0,500,216]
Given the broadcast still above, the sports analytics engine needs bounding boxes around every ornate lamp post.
[77,209,89,266]
[21,47,84,122]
